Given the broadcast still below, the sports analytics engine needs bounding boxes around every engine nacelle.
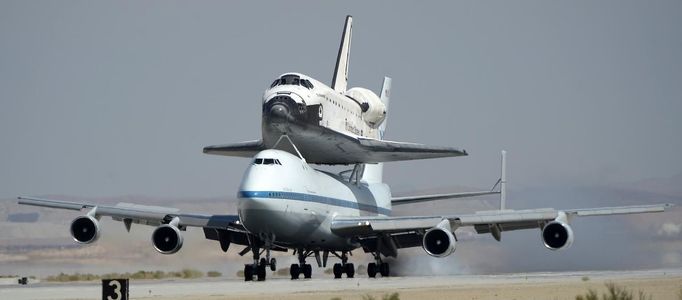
[422,220,457,257]
[542,220,574,250]
[152,224,184,254]
[345,87,386,127]
[70,215,101,244]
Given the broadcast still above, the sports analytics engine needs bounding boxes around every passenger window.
[254,158,263,164]
[264,158,275,165]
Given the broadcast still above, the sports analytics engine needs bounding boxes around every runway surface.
[2,269,681,300]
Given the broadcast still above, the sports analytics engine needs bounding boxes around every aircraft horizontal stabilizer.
[391,191,499,205]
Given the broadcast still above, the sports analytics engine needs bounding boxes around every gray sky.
[1,1,681,198]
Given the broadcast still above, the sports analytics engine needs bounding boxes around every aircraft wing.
[203,140,266,158]
[330,204,672,256]
[16,196,258,252]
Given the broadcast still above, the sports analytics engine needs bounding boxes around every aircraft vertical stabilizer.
[361,77,392,183]
[331,15,353,93]
[378,77,391,140]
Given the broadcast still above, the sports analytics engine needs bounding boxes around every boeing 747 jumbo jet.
[203,16,467,164]
[18,149,672,281]
[17,16,673,282]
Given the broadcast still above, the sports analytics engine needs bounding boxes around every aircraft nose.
[269,103,292,121]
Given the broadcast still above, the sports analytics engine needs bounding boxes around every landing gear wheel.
[270,258,277,271]
[244,264,254,281]
[257,264,267,281]
[333,263,343,279]
[302,264,312,279]
[379,262,390,277]
[290,263,300,280]
[345,263,355,278]
[367,263,377,278]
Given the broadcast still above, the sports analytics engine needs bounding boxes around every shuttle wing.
[351,138,468,163]
[203,134,467,164]
[203,140,266,158]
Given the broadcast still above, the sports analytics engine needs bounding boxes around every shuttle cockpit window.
[301,79,314,89]
[279,74,300,85]
[271,75,313,90]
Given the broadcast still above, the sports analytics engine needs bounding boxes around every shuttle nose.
[268,103,293,122]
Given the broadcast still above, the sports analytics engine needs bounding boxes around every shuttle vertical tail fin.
[331,15,353,93]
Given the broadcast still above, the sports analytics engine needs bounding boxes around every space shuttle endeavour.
[204,16,467,164]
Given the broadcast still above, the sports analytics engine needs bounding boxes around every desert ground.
[1,269,681,300]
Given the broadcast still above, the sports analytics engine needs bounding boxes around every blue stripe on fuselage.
[238,191,390,215]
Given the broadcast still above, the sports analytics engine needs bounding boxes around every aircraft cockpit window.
[275,159,282,165]
[263,158,275,165]
[270,79,280,88]
[254,158,263,165]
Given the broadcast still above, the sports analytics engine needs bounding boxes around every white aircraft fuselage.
[238,149,390,250]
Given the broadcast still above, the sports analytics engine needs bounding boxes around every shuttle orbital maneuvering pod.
[18,16,673,282]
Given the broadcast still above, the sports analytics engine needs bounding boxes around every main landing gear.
[367,251,390,278]
[290,248,313,279]
[331,251,354,279]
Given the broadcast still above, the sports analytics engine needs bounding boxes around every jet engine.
[542,220,574,250]
[345,87,386,127]
[422,220,457,257]
[152,224,184,254]
[70,215,101,244]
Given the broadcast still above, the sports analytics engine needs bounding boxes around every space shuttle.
[204,16,466,164]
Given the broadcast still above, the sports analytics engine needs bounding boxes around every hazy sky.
[1,1,681,198]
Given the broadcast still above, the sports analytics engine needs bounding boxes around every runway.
[1,269,681,300]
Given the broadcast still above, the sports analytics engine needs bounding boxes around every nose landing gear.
[243,234,278,281]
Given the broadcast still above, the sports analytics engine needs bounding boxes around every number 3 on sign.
[108,280,121,300]
[102,279,128,300]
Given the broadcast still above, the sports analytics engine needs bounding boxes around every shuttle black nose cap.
[269,104,291,121]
